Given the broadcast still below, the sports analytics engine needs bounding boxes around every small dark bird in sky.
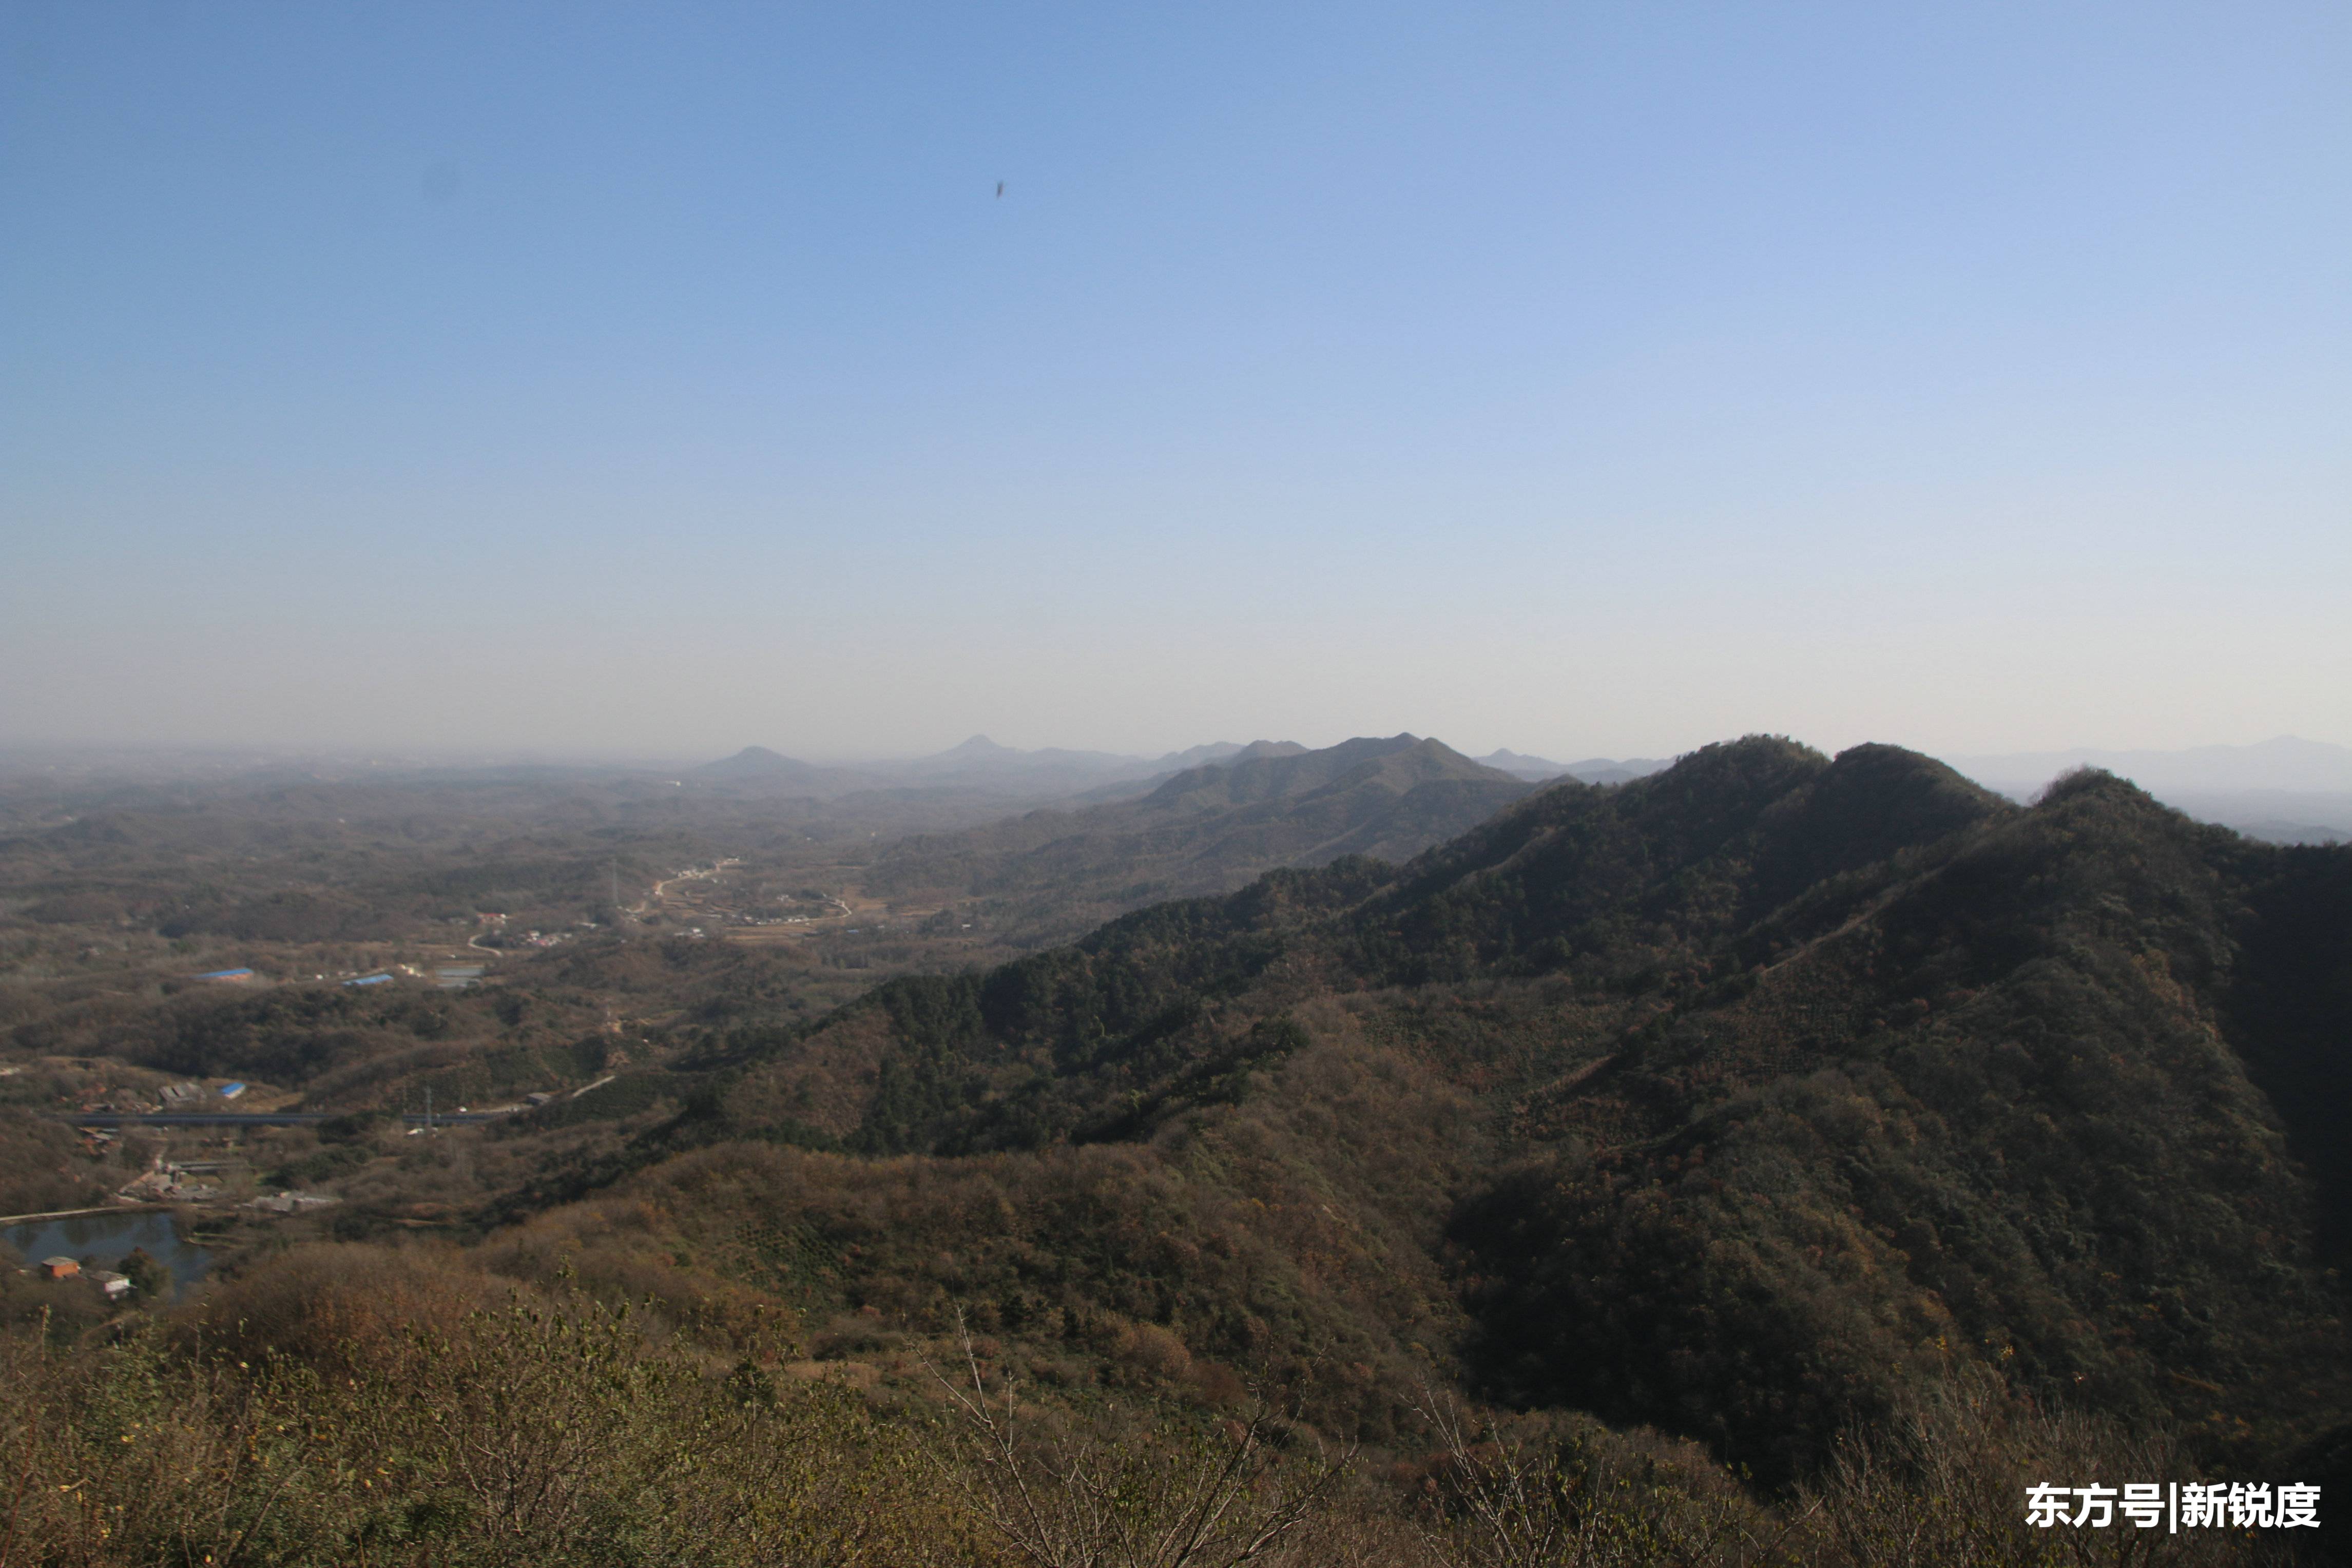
[995,181,1005,198]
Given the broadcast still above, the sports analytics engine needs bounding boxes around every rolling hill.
[859,734,1533,940]
[1474,749,1672,784]
[695,737,1273,802]
[598,735,2352,1485]
[696,745,872,794]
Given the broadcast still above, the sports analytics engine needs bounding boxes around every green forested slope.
[594,737,2351,1483]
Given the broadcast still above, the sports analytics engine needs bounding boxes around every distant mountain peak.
[701,745,814,775]
[694,745,851,792]
[1478,750,1672,785]
[1945,736,2352,797]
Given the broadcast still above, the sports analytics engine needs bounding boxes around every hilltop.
[697,745,871,794]
[859,734,1533,940]
[1945,735,2352,845]
[1474,750,1672,785]
[695,735,1274,803]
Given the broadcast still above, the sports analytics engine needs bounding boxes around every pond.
[2,1209,214,1302]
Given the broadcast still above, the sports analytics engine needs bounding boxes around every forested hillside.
[630,737,2352,1487]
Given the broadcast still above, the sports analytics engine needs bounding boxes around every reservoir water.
[2,1210,213,1302]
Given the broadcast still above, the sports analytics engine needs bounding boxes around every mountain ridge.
[695,737,1286,803]
[859,734,1532,939]
[628,734,2352,1483]
[1476,750,1674,785]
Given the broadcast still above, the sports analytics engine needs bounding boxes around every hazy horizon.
[6,4,2347,760]
[8,726,2352,772]
[6,727,2350,780]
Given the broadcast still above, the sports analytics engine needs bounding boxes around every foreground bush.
[0,1281,2311,1567]
[0,1299,973,1567]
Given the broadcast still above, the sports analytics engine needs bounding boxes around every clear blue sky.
[5,1,2347,761]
